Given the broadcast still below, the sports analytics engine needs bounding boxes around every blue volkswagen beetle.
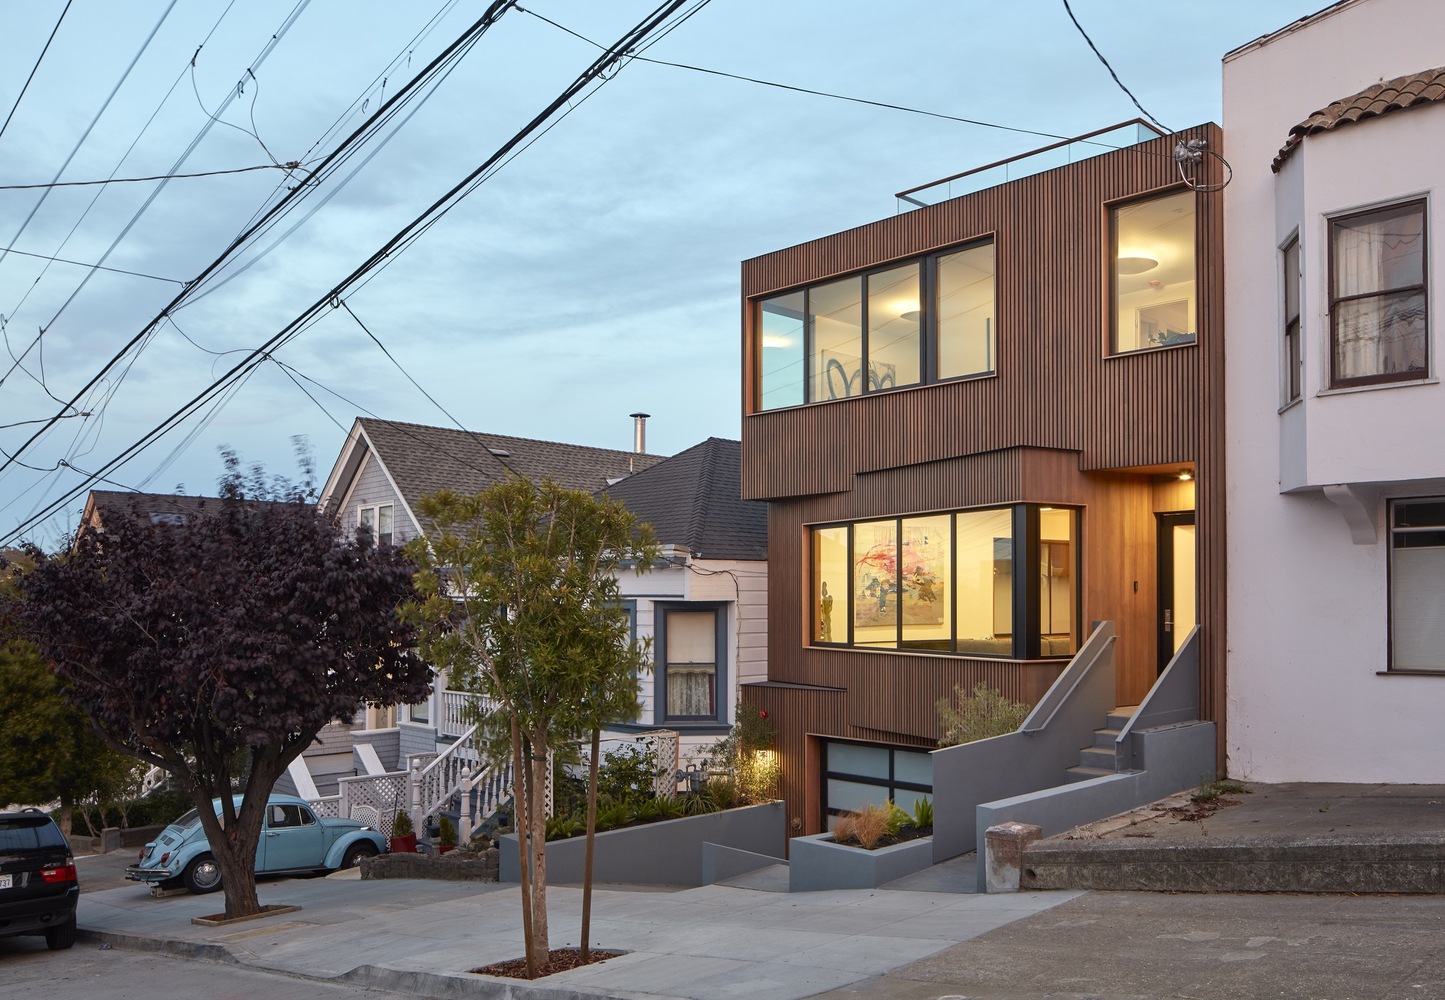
[126,795,387,894]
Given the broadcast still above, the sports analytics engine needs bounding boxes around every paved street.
[0,935,411,999]
[818,891,1445,1000]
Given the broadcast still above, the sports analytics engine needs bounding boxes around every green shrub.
[438,816,457,846]
[702,708,779,804]
[545,814,585,840]
[936,683,1031,747]
[391,810,414,837]
[910,796,934,830]
[885,801,911,837]
[597,743,663,804]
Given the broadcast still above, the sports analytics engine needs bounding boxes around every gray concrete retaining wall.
[788,833,935,892]
[499,802,784,886]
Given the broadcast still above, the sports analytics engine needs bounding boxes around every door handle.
[1164,609,1173,633]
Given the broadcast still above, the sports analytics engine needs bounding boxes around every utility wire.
[1060,0,1171,134]
[0,162,300,190]
[0,245,184,284]
[0,0,74,144]
[0,1,520,472]
[2,0,694,545]
[336,299,469,433]
[0,1,180,274]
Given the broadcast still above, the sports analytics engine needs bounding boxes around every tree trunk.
[510,713,536,979]
[56,796,73,838]
[527,727,550,965]
[580,726,600,963]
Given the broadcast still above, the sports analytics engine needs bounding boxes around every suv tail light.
[40,864,77,883]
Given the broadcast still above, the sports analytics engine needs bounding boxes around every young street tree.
[4,475,431,920]
[406,478,656,976]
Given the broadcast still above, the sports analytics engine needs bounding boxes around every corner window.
[1329,200,1428,387]
[359,503,394,546]
[1390,498,1445,672]
[659,605,726,723]
[754,240,994,411]
[1111,189,1197,353]
[811,504,1077,658]
[1283,235,1302,403]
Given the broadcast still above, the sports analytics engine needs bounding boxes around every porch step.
[1070,706,1140,778]
[1064,766,1117,782]
[1077,746,1118,771]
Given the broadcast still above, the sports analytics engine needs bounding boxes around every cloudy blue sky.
[0,0,1326,547]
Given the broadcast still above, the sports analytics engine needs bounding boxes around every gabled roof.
[1273,66,1445,172]
[81,490,281,530]
[602,437,767,561]
[321,418,668,526]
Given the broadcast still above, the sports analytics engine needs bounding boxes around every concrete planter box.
[500,801,784,887]
[788,832,935,892]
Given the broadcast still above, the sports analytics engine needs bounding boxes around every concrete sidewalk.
[76,867,1077,999]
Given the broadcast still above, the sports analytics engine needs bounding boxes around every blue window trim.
[654,602,728,727]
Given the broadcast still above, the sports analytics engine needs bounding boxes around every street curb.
[76,925,633,1000]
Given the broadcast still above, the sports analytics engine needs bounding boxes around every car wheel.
[182,854,223,894]
[44,914,76,951]
[341,842,379,869]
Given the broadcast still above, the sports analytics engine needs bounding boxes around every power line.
[1059,0,1171,135]
[0,162,300,190]
[0,245,184,284]
[0,0,74,144]
[1,0,695,546]
[336,299,470,433]
[0,1,520,471]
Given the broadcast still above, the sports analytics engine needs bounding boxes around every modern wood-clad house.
[738,122,1226,837]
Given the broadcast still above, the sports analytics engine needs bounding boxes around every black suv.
[0,808,78,950]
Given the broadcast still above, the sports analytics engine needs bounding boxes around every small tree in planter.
[390,811,416,854]
[935,683,1030,747]
[438,816,458,854]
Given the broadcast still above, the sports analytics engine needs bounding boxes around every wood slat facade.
[737,126,1227,837]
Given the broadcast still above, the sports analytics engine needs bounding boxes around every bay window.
[812,503,1077,658]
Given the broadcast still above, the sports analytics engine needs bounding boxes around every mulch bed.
[472,948,626,979]
[830,824,933,850]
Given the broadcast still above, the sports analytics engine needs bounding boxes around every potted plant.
[437,816,458,855]
[389,810,416,854]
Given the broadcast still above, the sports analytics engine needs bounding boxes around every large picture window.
[811,504,1077,658]
[1390,498,1445,672]
[1330,200,1428,387]
[1111,189,1197,354]
[754,240,995,411]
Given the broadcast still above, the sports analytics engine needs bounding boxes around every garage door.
[821,739,932,829]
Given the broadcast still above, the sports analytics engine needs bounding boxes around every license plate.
[0,874,12,890]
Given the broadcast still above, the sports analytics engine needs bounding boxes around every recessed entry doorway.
[1156,511,1196,673]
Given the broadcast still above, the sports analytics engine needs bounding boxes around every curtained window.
[663,608,721,721]
[1330,201,1428,387]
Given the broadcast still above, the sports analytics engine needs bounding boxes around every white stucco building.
[1223,0,1445,781]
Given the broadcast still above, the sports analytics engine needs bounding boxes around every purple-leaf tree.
[6,481,431,919]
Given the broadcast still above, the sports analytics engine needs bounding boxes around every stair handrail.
[1020,622,1116,734]
[1115,625,1202,769]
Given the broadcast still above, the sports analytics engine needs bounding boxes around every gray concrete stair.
[1065,706,1140,781]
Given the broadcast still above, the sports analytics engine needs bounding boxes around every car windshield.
[0,816,65,851]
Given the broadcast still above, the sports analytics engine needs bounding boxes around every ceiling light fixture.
[1178,469,1193,482]
[1116,255,1159,275]
[900,310,921,322]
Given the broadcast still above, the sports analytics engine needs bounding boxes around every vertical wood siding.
[739,126,1227,828]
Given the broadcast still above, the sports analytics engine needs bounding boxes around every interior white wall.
[1223,0,1445,782]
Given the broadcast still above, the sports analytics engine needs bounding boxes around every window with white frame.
[1329,200,1428,387]
[1390,498,1445,672]
[658,605,725,723]
[1283,235,1302,403]
[358,503,394,546]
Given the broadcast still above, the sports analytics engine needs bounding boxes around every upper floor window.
[754,240,995,412]
[1329,199,1428,388]
[1111,189,1197,353]
[1283,235,1302,403]
[1390,497,1445,672]
[812,504,1077,659]
[359,503,393,546]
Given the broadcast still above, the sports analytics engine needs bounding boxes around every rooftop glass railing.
[895,119,1167,212]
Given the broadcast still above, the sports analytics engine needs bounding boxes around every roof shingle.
[1272,66,1445,172]
[357,418,667,517]
[602,438,767,561]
